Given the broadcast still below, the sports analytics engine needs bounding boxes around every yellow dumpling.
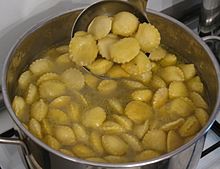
[49,96,71,109]
[104,155,128,163]
[44,135,61,150]
[29,118,42,139]
[31,99,48,121]
[159,66,184,83]
[72,143,96,158]
[97,80,117,94]
[61,68,85,90]
[110,37,140,64]
[39,80,66,100]
[41,119,53,135]
[55,45,69,54]
[69,33,98,66]
[102,135,128,156]
[107,98,124,114]
[25,84,39,104]
[88,15,112,40]
[151,62,161,73]
[90,131,104,155]
[106,65,130,78]
[84,74,100,88]
[149,119,163,130]
[169,97,194,117]
[42,48,61,58]
[133,120,149,139]
[149,46,167,61]
[161,118,185,131]
[135,23,160,52]
[121,52,152,75]
[71,90,88,106]
[12,96,29,123]
[135,150,160,162]
[29,59,54,76]
[178,64,196,80]
[167,130,183,152]
[178,116,201,137]
[66,102,80,122]
[74,31,88,37]
[133,71,152,84]
[54,125,76,145]
[150,75,166,90]
[56,53,72,68]
[36,73,60,86]
[168,81,188,99]
[47,108,69,125]
[18,70,34,90]
[112,114,133,131]
[122,79,145,89]
[98,34,119,60]
[86,58,113,75]
[190,92,208,109]
[82,107,106,128]
[101,121,125,134]
[121,133,143,152]
[187,76,204,94]
[152,87,168,109]
[125,101,153,124]
[131,89,153,102]
[142,129,167,152]
[112,11,139,36]
[159,53,177,67]
[72,123,89,143]
[195,108,209,126]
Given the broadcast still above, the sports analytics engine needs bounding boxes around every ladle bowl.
[71,0,148,37]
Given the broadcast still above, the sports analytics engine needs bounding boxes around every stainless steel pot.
[1,5,220,169]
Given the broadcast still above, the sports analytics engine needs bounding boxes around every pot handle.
[0,128,30,156]
[202,35,220,42]
[0,87,29,154]
[0,128,34,168]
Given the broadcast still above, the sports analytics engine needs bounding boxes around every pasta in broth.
[12,11,209,163]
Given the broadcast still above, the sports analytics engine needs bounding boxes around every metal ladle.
[71,0,149,79]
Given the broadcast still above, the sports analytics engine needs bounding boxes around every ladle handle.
[128,0,148,12]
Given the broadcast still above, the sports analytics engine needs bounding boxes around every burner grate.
[200,121,220,158]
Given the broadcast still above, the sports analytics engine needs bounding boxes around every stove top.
[0,1,220,169]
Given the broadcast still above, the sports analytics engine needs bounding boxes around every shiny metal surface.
[71,0,148,36]
[202,35,220,63]
[0,135,34,169]
[0,87,5,111]
[128,0,148,12]
[1,6,220,169]
[202,35,220,41]
[199,0,220,34]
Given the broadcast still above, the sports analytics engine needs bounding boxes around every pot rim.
[2,7,220,168]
